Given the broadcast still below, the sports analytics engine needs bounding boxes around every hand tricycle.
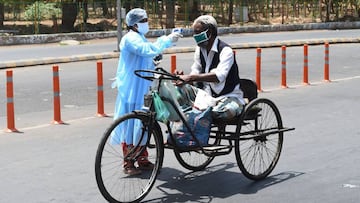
[95,67,295,203]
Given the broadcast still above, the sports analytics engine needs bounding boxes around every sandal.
[123,161,142,176]
[123,166,142,175]
[137,157,154,170]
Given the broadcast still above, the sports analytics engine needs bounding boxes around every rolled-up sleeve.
[190,47,202,75]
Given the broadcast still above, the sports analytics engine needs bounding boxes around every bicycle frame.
[135,68,224,156]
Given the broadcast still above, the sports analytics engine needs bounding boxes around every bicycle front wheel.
[95,111,164,203]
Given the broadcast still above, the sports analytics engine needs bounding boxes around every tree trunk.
[281,1,285,24]
[123,0,144,11]
[123,0,131,12]
[319,0,323,21]
[158,0,165,28]
[228,0,233,25]
[165,0,175,28]
[189,0,200,21]
[0,2,4,28]
[325,0,331,22]
[82,1,88,24]
[101,1,109,17]
[61,2,78,32]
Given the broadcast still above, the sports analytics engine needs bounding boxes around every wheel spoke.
[95,113,163,202]
[235,98,283,180]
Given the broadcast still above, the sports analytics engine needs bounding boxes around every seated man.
[176,15,245,119]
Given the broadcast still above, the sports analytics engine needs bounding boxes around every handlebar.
[134,67,184,82]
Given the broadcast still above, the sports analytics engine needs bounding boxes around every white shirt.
[190,37,245,105]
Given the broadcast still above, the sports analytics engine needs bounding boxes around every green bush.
[24,1,61,21]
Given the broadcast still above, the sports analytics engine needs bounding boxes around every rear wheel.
[173,128,220,171]
[235,98,283,180]
[95,112,164,203]
[174,148,214,171]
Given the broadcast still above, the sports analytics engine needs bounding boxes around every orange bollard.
[256,48,263,92]
[5,70,19,132]
[52,65,64,124]
[171,55,176,74]
[303,44,309,85]
[97,61,107,117]
[281,46,288,88]
[324,42,330,82]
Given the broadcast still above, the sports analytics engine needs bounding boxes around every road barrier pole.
[52,65,64,124]
[6,70,19,132]
[97,61,107,117]
[171,55,176,74]
[324,42,331,82]
[303,44,310,85]
[256,48,263,92]
[281,46,288,88]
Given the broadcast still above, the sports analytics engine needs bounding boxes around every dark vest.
[198,40,241,97]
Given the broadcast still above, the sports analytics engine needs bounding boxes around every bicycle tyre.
[95,112,164,203]
[173,129,220,171]
[235,98,284,180]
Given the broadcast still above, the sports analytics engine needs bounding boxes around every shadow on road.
[145,162,304,202]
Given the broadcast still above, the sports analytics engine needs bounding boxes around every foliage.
[2,0,360,35]
[23,1,61,21]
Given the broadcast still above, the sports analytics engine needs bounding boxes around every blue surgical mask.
[193,29,209,45]
[137,22,149,34]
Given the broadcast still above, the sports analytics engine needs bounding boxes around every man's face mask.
[193,29,210,46]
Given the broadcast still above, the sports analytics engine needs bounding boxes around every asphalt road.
[0,31,360,202]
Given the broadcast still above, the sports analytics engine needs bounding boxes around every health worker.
[111,8,182,176]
